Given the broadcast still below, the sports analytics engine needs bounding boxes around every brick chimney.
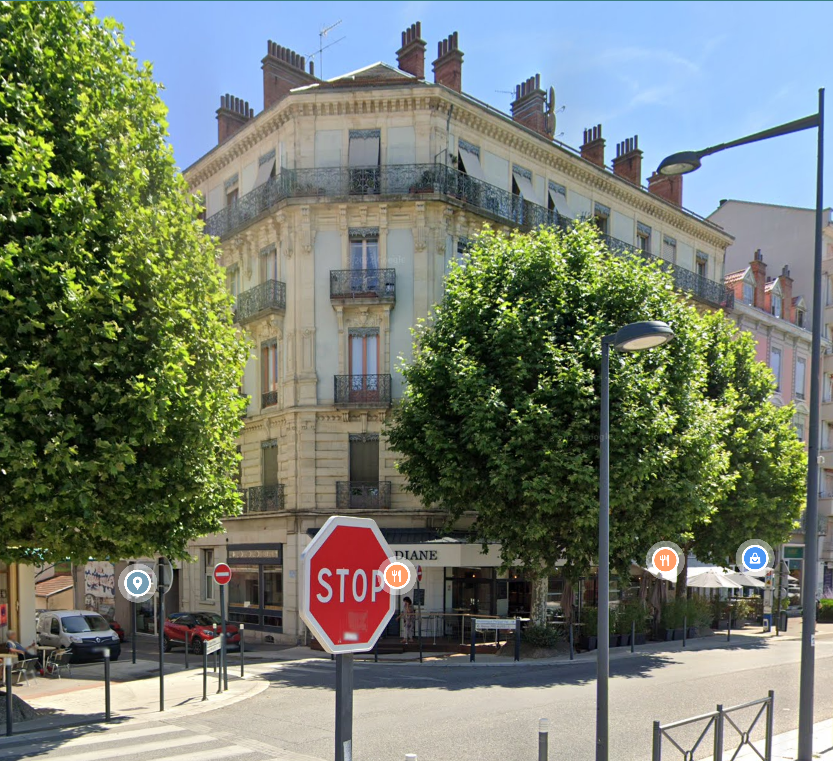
[262,40,318,111]
[397,22,426,79]
[780,264,793,320]
[749,249,767,309]
[433,32,463,92]
[511,74,549,137]
[611,136,643,187]
[580,125,605,168]
[216,94,254,144]
[647,171,683,207]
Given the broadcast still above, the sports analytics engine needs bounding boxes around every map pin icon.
[132,576,142,590]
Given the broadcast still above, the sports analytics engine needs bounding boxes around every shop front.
[226,543,283,634]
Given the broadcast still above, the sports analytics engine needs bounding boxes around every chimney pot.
[262,39,318,110]
[433,31,463,92]
[612,134,643,186]
[647,171,683,207]
[580,123,606,168]
[397,20,427,79]
[216,91,254,144]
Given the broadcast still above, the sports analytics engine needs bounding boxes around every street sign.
[300,515,396,654]
[205,634,223,655]
[213,563,232,586]
[157,556,174,593]
[417,565,423,582]
[475,618,518,631]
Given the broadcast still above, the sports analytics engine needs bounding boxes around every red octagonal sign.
[300,516,395,654]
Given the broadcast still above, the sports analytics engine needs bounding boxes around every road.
[11,631,833,761]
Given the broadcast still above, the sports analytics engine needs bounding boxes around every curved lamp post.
[657,89,824,761]
[598,320,675,761]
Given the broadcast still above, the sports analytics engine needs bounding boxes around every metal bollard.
[651,720,662,761]
[514,618,521,662]
[213,624,218,671]
[185,628,189,670]
[217,647,222,695]
[202,645,208,701]
[714,704,725,761]
[538,718,549,761]
[765,690,774,761]
[240,624,245,677]
[470,620,476,662]
[631,620,635,654]
[727,610,731,642]
[103,649,111,721]
[4,658,13,736]
[569,623,574,661]
[683,616,687,648]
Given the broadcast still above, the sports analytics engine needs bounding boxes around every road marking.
[27,733,212,761]
[26,723,187,750]
[148,746,259,761]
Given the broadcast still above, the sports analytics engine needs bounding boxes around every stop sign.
[300,516,395,654]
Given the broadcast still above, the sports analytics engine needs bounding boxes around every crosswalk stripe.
[38,724,187,750]
[143,746,261,761]
[30,733,212,761]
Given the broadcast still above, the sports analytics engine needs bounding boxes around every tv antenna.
[308,20,345,80]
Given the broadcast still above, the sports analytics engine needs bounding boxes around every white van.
[36,610,121,662]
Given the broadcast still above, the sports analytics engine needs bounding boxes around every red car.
[110,620,126,642]
[163,612,241,654]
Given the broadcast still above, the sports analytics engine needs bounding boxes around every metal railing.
[330,269,396,301]
[235,280,286,324]
[239,484,285,514]
[800,511,828,536]
[652,692,774,761]
[334,374,392,406]
[335,481,392,510]
[205,163,734,310]
[261,390,278,409]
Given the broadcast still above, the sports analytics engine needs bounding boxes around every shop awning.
[253,155,276,188]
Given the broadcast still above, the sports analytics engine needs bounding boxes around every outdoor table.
[36,645,55,672]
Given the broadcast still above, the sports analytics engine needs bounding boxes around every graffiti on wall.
[84,561,116,620]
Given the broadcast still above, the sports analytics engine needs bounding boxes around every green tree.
[0,2,247,563]
[387,224,733,621]
[675,312,806,594]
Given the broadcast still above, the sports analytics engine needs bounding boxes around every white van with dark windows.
[36,610,121,662]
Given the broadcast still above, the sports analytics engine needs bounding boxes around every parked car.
[163,612,241,654]
[36,610,121,663]
[110,620,126,642]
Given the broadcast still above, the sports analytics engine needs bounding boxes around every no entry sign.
[213,563,232,586]
[300,515,396,654]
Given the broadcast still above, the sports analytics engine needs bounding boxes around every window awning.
[458,145,487,181]
[512,169,545,207]
[254,156,276,189]
[548,186,574,219]
[348,132,381,167]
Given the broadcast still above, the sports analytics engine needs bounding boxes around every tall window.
[226,187,238,207]
[593,203,610,235]
[227,266,240,304]
[796,417,805,442]
[259,245,278,283]
[349,329,380,400]
[662,236,677,263]
[771,294,783,318]
[742,282,754,305]
[796,308,805,328]
[770,347,782,392]
[349,434,380,483]
[261,340,278,407]
[796,358,807,401]
[262,440,278,486]
[348,129,381,194]
[201,548,214,602]
[350,236,379,270]
[696,254,708,278]
[636,223,651,253]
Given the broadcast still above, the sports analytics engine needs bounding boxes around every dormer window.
[771,294,782,318]
[742,282,754,305]
[796,308,805,328]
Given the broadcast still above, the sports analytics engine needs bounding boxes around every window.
[796,358,807,401]
[796,309,805,328]
[262,440,278,486]
[261,340,278,408]
[226,187,238,207]
[227,266,240,304]
[796,417,806,442]
[771,347,782,392]
[350,235,379,270]
[259,244,278,283]
[772,294,783,318]
[350,434,379,483]
[636,223,651,253]
[349,329,380,401]
[254,150,276,189]
[743,282,754,305]
[696,254,708,278]
[548,182,573,222]
[201,548,214,602]
[228,564,259,608]
[348,129,380,194]
[457,138,486,181]
[227,544,283,632]
[662,235,677,263]
[593,202,610,235]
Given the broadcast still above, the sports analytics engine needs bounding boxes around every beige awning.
[348,134,381,167]
[458,145,487,181]
[512,169,545,207]
[254,156,276,188]
[548,186,575,218]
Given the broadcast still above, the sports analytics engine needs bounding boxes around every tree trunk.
[531,575,548,626]
[675,544,692,599]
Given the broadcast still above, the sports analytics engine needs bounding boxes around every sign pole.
[158,567,166,713]
[131,600,137,665]
[335,653,354,761]
[220,583,228,691]
[417,568,423,664]
[202,644,208,701]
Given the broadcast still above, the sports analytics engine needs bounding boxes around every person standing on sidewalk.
[398,597,416,644]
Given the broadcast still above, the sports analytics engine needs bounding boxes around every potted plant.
[685,596,712,638]
[660,598,686,640]
[711,597,732,629]
[579,606,598,651]
[617,600,649,646]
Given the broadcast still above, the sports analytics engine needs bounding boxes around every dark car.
[163,612,241,654]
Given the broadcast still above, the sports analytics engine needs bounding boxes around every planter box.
[672,628,685,641]
[687,627,699,639]
[660,628,674,641]
[609,634,621,648]
[625,633,647,646]
[579,636,598,651]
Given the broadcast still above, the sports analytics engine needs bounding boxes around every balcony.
[336,481,392,510]
[237,484,285,515]
[261,389,278,409]
[235,280,286,325]
[330,269,396,303]
[334,374,392,407]
[204,163,734,310]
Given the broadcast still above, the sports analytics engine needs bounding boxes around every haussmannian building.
[180,22,735,643]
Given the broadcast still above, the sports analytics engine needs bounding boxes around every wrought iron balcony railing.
[334,374,392,406]
[234,280,286,324]
[330,269,396,301]
[336,481,392,510]
[800,511,828,536]
[261,389,278,408]
[239,484,285,514]
[204,164,734,310]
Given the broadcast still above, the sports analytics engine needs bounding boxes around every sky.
[96,1,832,222]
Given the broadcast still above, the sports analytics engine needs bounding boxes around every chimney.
[433,32,463,92]
[510,74,554,138]
[780,264,794,321]
[397,22,426,79]
[262,40,318,111]
[647,171,683,207]
[216,94,254,144]
[611,136,643,186]
[749,249,767,309]
[580,125,605,168]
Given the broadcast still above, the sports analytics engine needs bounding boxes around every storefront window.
[227,545,283,632]
[447,567,494,615]
[263,566,283,610]
[228,565,259,608]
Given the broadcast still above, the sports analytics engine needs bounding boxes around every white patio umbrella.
[686,569,743,589]
[724,571,765,588]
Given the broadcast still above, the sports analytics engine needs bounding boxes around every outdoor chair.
[12,657,39,686]
[45,649,72,679]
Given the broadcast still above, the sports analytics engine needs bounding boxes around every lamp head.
[613,321,675,352]
[657,151,702,176]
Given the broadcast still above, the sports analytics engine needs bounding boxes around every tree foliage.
[0,2,247,563]
[387,224,805,582]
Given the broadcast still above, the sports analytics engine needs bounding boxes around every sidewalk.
[724,718,833,760]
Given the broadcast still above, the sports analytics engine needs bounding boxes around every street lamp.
[598,320,675,761]
[657,89,824,761]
